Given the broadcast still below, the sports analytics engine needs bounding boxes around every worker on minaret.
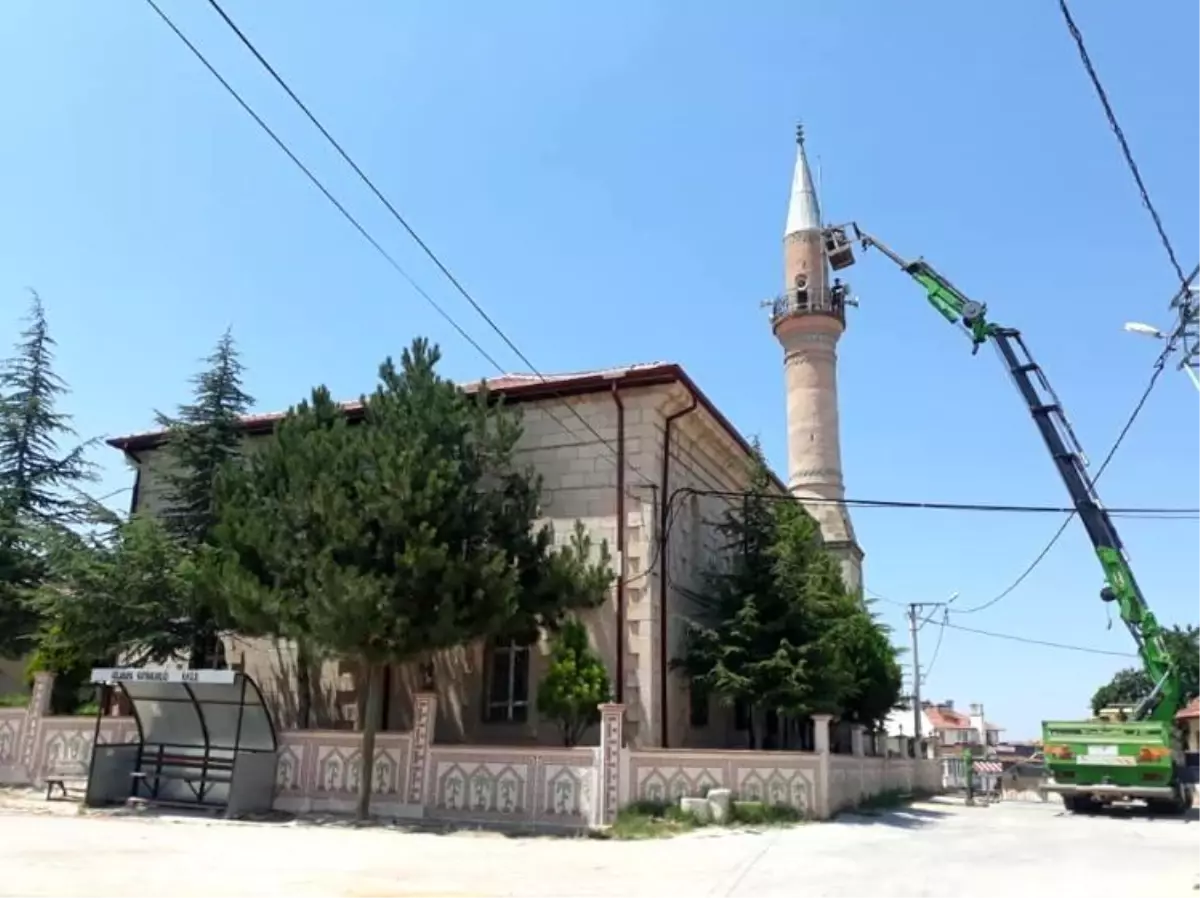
[772,124,864,594]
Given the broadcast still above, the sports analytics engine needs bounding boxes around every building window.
[689,681,709,728]
[484,640,530,723]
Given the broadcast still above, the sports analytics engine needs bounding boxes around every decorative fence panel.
[2,678,941,827]
[624,749,825,819]
[272,730,413,817]
[423,745,599,829]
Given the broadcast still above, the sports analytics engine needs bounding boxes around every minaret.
[771,124,863,593]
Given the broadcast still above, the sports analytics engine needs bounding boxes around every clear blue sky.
[1,1,1196,738]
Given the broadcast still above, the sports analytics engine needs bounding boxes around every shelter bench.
[84,667,279,817]
[132,749,236,803]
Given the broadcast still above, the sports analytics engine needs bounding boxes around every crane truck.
[821,223,1193,815]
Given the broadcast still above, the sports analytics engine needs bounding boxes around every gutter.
[658,393,697,747]
[611,382,626,703]
[124,451,143,517]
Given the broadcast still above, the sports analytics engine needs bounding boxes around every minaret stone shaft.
[771,125,863,594]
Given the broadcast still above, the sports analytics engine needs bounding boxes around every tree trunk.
[747,709,757,750]
[295,638,313,730]
[356,662,384,821]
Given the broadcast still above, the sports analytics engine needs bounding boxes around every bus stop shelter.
[85,667,278,817]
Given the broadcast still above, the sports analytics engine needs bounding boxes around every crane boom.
[827,223,1178,723]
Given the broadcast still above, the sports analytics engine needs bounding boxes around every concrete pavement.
[0,795,1195,896]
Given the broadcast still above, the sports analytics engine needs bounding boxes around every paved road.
[0,797,1196,897]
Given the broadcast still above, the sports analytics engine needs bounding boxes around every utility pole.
[908,604,924,750]
[907,592,959,758]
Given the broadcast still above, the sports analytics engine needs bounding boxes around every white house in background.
[886,700,1003,755]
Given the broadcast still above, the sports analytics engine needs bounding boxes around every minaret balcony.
[769,287,846,325]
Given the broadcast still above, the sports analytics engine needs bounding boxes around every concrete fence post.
[18,672,54,781]
[850,724,864,757]
[597,702,625,827]
[811,713,833,819]
[404,692,437,809]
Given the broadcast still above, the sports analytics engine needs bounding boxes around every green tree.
[0,292,96,525]
[826,598,904,731]
[210,387,348,728]
[0,293,97,656]
[674,451,781,747]
[676,445,902,746]
[1090,625,1199,716]
[219,338,604,819]
[30,515,202,670]
[537,616,612,746]
[155,329,254,667]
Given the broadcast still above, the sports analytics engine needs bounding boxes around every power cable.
[942,621,1137,658]
[199,0,656,490]
[143,0,655,491]
[664,487,1196,518]
[964,2,1200,617]
[1058,0,1190,289]
[919,609,950,685]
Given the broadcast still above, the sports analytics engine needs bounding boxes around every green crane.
[824,224,1190,813]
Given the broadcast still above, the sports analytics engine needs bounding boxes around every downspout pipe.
[610,382,626,704]
[123,451,143,518]
[658,394,697,747]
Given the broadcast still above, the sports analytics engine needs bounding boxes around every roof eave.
[104,363,778,491]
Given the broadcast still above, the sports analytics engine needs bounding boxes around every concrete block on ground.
[706,788,732,823]
[679,797,711,823]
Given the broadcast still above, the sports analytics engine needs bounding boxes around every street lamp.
[1123,321,1165,339]
[1123,322,1200,390]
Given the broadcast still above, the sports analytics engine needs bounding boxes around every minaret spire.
[785,121,821,237]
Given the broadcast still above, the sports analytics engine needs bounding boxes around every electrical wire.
[1058,0,1190,289]
[942,621,1137,658]
[143,0,656,491]
[956,3,1200,618]
[919,609,950,685]
[663,487,1196,518]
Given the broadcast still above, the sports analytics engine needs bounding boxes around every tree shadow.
[831,804,950,829]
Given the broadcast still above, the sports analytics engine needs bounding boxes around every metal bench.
[132,750,236,803]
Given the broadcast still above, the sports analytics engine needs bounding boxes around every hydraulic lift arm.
[825,223,1179,722]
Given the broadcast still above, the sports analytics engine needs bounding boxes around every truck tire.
[1146,783,1190,815]
[1062,794,1098,814]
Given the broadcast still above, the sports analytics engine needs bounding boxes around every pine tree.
[537,616,612,746]
[211,386,347,728]
[155,328,254,667]
[0,292,96,525]
[676,444,901,746]
[31,515,202,670]
[675,446,793,747]
[218,338,621,817]
[825,597,904,731]
[0,293,96,655]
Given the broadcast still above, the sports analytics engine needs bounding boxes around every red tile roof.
[1177,697,1200,720]
[925,705,1001,731]
[105,362,769,483]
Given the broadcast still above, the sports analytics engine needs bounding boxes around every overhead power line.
[868,588,1128,657]
[957,7,1195,617]
[1057,0,1190,289]
[143,0,655,491]
[202,0,528,374]
[919,609,949,684]
[671,487,1196,518]
[942,621,1137,658]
